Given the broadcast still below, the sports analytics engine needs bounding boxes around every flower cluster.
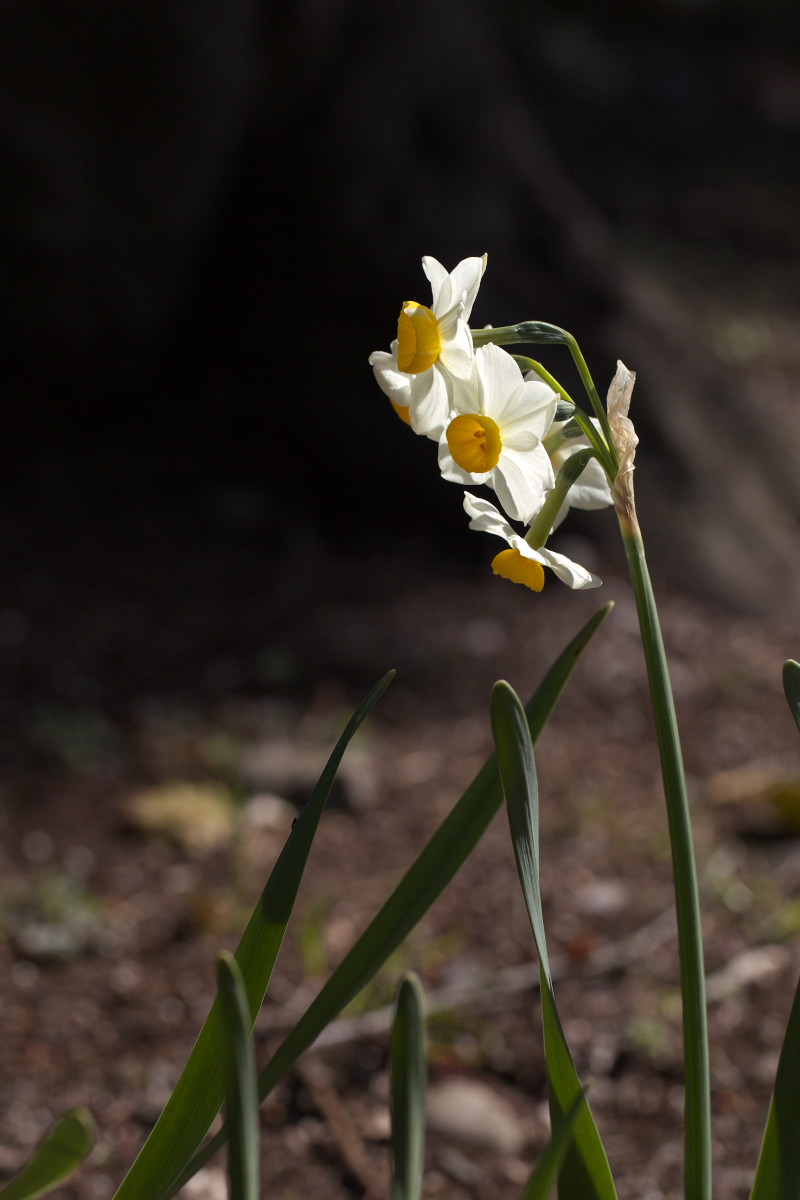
[369,255,615,592]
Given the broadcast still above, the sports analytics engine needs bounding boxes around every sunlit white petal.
[463,493,602,590]
[408,369,451,440]
[421,256,451,311]
[493,446,553,526]
[369,342,412,409]
[441,344,557,523]
[370,254,487,436]
[438,318,475,379]
[422,254,486,322]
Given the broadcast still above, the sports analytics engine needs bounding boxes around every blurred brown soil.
[0,493,799,1200]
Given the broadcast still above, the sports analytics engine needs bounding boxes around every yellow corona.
[491,548,546,592]
[397,303,442,374]
[445,414,502,474]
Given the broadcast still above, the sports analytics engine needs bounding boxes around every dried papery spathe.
[606,360,638,522]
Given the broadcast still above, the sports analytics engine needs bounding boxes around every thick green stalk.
[619,513,711,1200]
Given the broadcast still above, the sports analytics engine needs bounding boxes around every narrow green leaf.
[390,974,427,1200]
[114,669,395,1200]
[749,972,800,1200]
[518,1091,586,1200]
[217,952,260,1200]
[783,661,800,735]
[492,681,618,1200]
[169,604,613,1195]
[491,680,548,980]
[0,1109,95,1200]
[540,987,616,1200]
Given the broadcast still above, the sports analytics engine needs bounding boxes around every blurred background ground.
[0,541,799,1200]
[1,2,800,1198]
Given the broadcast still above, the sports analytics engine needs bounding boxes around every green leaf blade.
[491,680,548,981]
[491,681,617,1200]
[0,1109,95,1200]
[390,973,427,1200]
[518,1091,586,1200]
[217,952,260,1200]
[749,972,800,1200]
[113,670,394,1200]
[169,603,612,1195]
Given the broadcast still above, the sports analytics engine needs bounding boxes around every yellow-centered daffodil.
[369,255,486,440]
[439,344,558,524]
[463,493,602,591]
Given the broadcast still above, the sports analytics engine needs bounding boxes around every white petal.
[477,344,524,417]
[567,474,613,511]
[486,382,527,429]
[492,445,554,524]
[518,379,559,434]
[421,256,451,312]
[500,428,539,453]
[464,494,602,589]
[369,342,412,408]
[463,493,547,561]
[463,492,517,541]
[526,378,563,406]
[439,318,475,379]
[538,545,603,589]
[409,368,451,441]
[551,437,613,511]
[446,255,487,320]
[439,440,491,486]
[449,364,484,415]
[500,392,557,445]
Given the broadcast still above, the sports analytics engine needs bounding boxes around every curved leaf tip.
[0,1108,95,1200]
[783,660,800,735]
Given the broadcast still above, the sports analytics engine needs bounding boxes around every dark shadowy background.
[2,4,800,1198]
[2,0,799,601]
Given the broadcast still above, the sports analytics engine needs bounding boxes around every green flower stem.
[525,448,596,550]
[619,512,711,1200]
[513,352,614,475]
[562,333,618,473]
[512,354,616,478]
[512,355,577,407]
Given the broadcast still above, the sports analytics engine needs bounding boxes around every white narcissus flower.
[463,493,603,592]
[439,343,558,524]
[543,417,613,531]
[368,254,487,440]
